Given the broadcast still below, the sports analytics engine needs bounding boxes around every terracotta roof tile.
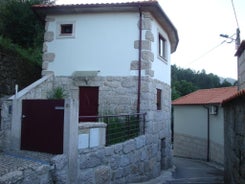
[172,86,238,105]
[32,0,158,8]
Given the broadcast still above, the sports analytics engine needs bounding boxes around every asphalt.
[132,157,224,184]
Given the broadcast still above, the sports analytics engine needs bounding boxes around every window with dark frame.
[157,89,162,110]
[159,34,166,59]
[60,24,73,35]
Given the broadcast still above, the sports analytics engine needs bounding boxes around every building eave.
[32,1,178,53]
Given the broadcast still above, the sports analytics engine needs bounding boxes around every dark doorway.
[79,87,99,122]
[21,100,64,154]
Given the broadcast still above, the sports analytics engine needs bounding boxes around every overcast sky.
[56,0,245,79]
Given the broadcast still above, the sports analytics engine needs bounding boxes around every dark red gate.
[21,100,64,154]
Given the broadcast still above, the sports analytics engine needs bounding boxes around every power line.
[231,0,240,28]
[184,40,226,67]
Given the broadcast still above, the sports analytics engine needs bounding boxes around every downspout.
[203,106,210,162]
[137,6,142,113]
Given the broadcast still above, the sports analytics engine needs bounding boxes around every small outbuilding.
[172,86,237,164]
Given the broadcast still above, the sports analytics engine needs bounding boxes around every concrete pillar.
[63,99,79,184]
[10,98,22,150]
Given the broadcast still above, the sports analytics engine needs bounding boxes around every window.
[57,21,75,38]
[60,24,73,34]
[159,34,166,59]
[157,89,162,110]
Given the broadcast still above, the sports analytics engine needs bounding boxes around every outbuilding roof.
[32,0,178,53]
[172,86,238,105]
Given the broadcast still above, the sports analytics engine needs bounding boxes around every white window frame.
[158,33,167,62]
[56,21,76,39]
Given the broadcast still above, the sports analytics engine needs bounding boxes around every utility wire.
[184,40,226,67]
[231,0,240,28]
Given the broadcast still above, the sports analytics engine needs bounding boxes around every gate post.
[63,99,78,184]
[10,98,22,150]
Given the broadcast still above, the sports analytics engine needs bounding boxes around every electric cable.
[184,40,226,67]
[231,0,240,28]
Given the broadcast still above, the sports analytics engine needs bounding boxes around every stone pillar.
[63,99,79,184]
[10,98,22,151]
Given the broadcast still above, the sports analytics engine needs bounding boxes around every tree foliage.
[171,65,235,100]
[0,0,55,64]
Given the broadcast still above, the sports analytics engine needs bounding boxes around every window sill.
[158,55,168,64]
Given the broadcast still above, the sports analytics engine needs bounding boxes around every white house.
[0,1,179,183]
[32,1,178,130]
[172,86,237,164]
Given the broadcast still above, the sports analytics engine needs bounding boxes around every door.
[21,100,64,154]
[79,87,99,122]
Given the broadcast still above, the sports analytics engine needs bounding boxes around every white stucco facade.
[44,12,172,84]
[173,105,224,164]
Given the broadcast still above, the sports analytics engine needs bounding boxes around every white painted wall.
[45,12,172,84]
[151,21,171,85]
[174,105,224,145]
[173,105,207,139]
[47,13,139,76]
[210,107,224,145]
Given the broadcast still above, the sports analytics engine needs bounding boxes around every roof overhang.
[33,1,178,53]
[235,40,245,57]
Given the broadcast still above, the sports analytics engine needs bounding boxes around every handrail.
[79,112,147,120]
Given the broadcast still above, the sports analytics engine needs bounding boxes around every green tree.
[0,0,55,64]
[0,0,54,48]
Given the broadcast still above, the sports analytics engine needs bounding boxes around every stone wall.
[223,95,245,184]
[236,40,245,90]
[0,50,41,97]
[78,134,167,184]
[1,73,172,182]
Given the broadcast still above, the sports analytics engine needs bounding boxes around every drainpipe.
[137,6,142,113]
[203,106,210,162]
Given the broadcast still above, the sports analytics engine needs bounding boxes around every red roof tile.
[172,86,238,105]
[32,1,158,8]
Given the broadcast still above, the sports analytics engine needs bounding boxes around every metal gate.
[21,100,64,154]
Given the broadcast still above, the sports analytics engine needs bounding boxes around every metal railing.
[79,113,146,146]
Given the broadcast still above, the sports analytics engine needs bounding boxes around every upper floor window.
[159,34,166,60]
[61,24,73,34]
[57,21,75,38]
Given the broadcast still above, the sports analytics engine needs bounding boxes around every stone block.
[145,31,154,42]
[42,61,49,70]
[135,136,146,149]
[79,153,102,169]
[130,60,152,70]
[139,18,152,30]
[78,169,94,184]
[43,52,55,62]
[123,139,135,153]
[95,166,111,184]
[44,31,54,42]
[134,40,151,50]
[142,51,154,62]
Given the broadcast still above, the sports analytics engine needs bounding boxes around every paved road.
[169,157,224,183]
[133,157,224,184]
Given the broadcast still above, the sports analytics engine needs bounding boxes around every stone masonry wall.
[237,41,245,90]
[54,75,173,182]
[223,96,245,184]
[78,135,164,184]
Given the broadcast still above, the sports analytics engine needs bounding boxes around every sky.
[56,0,245,79]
